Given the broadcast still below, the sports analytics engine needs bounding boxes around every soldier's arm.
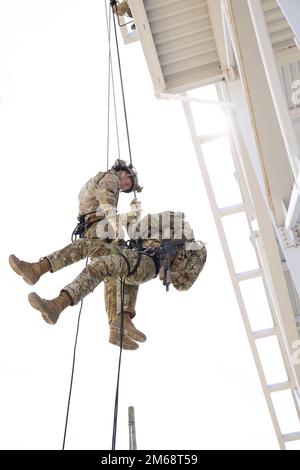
[119,197,142,230]
[96,173,124,240]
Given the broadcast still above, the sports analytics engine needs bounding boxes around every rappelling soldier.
[112,0,133,19]
[10,159,143,347]
[111,0,136,30]
[75,158,142,240]
[9,212,207,350]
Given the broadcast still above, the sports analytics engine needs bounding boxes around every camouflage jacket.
[171,241,207,291]
[129,211,207,291]
[78,170,138,240]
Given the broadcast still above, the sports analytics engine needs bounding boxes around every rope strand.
[105,1,121,167]
[111,279,125,450]
[111,7,133,166]
[64,3,135,450]
[105,3,111,170]
[62,260,88,450]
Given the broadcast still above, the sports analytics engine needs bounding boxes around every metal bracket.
[224,66,238,81]
[277,224,300,248]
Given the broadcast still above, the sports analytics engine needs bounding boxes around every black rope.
[62,258,88,450]
[109,9,138,447]
[105,1,121,168]
[106,3,111,171]
[111,3,133,166]
[63,1,136,451]
[111,278,125,450]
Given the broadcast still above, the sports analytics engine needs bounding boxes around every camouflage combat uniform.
[78,170,142,323]
[45,212,207,315]
[114,1,133,18]
[46,239,156,311]
[79,169,125,240]
[78,169,140,323]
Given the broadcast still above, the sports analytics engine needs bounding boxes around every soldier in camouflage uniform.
[9,212,207,350]
[112,1,133,19]
[76,159,142,241]
[10,159,143,348]
[111,0,136,31]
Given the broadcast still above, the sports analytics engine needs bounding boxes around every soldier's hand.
[129,198,142,220]
[130,197,141,210]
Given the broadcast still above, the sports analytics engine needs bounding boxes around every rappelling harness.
[72,213,187,291]
[72,214,186,291]
[71,211,99,241]
[123,239,186,291]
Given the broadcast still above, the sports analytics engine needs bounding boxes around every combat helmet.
[111,159,142,193]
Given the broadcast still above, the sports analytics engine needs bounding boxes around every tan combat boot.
[109,330,139,351]
[28,290,72,325]
[110,313,147,343]
[9,255,51,285]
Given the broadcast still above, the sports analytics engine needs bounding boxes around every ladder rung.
[268,381,291,393]
[198,132,229,144]
[282,431,300,442]
[219,203,246,217]
[237,268,261,281]
[253,327,277,339]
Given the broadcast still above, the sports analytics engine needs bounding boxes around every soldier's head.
[111,159,142,193]
[119,170,134,192]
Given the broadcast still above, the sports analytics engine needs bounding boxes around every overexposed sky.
[0,0,289,450]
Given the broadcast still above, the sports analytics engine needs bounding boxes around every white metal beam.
[206,0,229,73]
[220,77,300,385]
[223,0,300,302]
[268,381,291,393]
[158,91,235,109]
[219,203,246,217]
[247,0,300,184]
[284,183,300,230]
[283,431,300,442]
[277,0,300,47]
[223,0,295,227]
[247,0,300,231]
[253,327,277,339]
[181,89,300,449]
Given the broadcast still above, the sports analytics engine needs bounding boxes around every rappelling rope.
[111,278,125,450]
[105,0,121,170]
[63,1,136,450]
[109,0,138,448]
[62,257,88,450]
[111,2,134,168]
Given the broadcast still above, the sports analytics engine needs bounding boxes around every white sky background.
[0,0,292,450]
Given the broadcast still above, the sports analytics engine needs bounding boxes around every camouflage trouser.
[104,278,138,323]
[84,224,139,323]
[45,238,156,311]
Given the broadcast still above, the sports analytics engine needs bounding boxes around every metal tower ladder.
[159,81,300,450]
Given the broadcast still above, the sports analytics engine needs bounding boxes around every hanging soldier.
[9,211,207,350]
[9,158,143,347]
[111,0,136,30]
[111,1,133,19]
